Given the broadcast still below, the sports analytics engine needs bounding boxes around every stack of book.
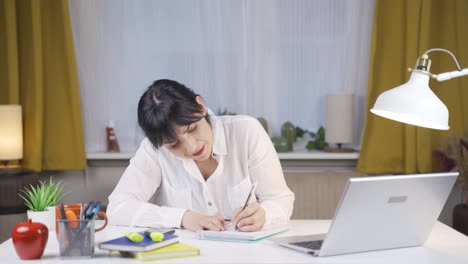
[98,232,200,261]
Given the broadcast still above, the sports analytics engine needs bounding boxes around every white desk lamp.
[325,94,355,152]
[370,48,468,130]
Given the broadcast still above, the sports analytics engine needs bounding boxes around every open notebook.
[198,221,289,242]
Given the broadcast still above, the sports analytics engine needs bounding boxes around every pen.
[80,202,83,220]
[59,204,73,255]
[235,183,256,230]
[79,202,83,229]
[63,201,102,256]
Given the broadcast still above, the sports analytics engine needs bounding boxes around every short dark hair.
[138,79,207,149]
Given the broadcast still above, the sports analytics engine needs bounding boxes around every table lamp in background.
[325,94,355,152]
[0,105,39,214]
[0,105,23,171]
[371,48,468,130]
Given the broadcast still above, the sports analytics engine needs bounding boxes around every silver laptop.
[270,172,458,257]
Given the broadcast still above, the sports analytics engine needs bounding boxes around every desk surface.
[86,151,360,160]
[1,220,467,263]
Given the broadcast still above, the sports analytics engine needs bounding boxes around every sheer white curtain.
[69,0,375,153]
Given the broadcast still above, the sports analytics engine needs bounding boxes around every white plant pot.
[27,206,56,231]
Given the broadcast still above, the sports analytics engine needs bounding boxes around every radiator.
[285,170,362,219]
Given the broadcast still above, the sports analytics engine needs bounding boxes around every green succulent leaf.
[18,176,67,211]
[306,140,315,151]
[317,127,326,138]
[295,126,305,139]
[304,126,328,151]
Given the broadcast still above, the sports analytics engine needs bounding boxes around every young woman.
[107,79,294,232]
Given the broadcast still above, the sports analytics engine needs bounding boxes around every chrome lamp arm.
[409,48,468,82]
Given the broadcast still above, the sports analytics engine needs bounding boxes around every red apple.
[11,219,49,260]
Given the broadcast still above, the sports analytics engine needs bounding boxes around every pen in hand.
[235,184,256,231]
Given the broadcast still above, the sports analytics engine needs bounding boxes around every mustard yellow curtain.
[0,0,86,171]
[358,0,468,174]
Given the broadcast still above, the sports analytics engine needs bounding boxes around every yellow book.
[119,242,200,261]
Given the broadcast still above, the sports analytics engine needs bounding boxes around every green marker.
[125,232,144,243]
[149,232,164,242]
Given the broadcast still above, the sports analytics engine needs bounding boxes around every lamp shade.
[0,105,23,160]
[325,94,354,144]
[370,71,449,130]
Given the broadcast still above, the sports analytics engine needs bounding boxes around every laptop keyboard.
[291,240,324,250]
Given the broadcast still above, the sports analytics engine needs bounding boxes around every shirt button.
[208,202,213,206]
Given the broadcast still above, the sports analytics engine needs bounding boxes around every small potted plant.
[18,177,66,230]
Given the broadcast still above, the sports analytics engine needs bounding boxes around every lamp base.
[325,143,356,153]
[325,147,356,153]
[0,165,23,175]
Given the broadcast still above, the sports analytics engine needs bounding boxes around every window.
[69,0,375,152]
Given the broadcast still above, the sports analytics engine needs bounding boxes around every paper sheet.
[198,222,289,242]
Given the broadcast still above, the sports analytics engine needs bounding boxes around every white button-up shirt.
[107,113,295,228]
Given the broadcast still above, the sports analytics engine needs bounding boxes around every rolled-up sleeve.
[107,139,187,228]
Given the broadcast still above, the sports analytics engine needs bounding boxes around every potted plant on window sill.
[433,137,468,235]
[18,177,66,231]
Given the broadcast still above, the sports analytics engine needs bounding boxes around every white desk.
[86,151,360,160]
[1,220,467,263]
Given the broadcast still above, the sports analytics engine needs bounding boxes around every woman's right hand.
[181,210,225,232]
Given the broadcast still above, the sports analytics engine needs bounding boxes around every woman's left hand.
[231,202,266,232]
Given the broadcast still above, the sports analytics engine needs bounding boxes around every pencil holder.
[58,219,95,258]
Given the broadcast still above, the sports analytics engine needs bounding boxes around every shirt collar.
[208,109,227,157]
